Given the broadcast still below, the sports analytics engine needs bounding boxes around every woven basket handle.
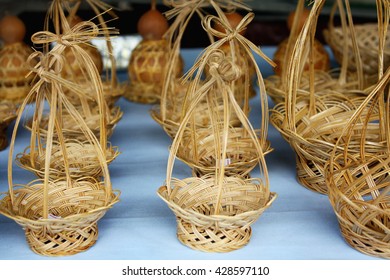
[328,0,364,88]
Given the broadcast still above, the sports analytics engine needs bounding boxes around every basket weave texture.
[267,0,387,194]
[176,127,272,177]
[126,39,183,104]
[0,42,35,102]
[158,176,276,252]
[158,1,276,253]
[0,179,119,256]
[324,23,390,75]
[326,62,390,258]
[15,140,119,180]
[0,0,120,256]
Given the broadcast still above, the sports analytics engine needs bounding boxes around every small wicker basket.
[26,105,123,141]
[0,178,119,256]
[158,175,276,252]
[326,63,390,258]
[0,1,120,256]
[158,4,276,252]
[270,93,384,194]
[268,0,387,194]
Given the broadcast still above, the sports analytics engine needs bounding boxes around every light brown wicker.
[0,42,36,103]
[0,2,119,256]
[150,78,244,139]
[15,139,119,180]
[0,101,17,150]
[26,105,123,141]
[0,178,119,256]
[125,39,183,104]
[176,127,272,177]
[155,0,253,138]
[55,0,124,108]
[326,59,390,259]
[158,175,276,252]
[268,0,387,194]
[324,2,390,76]
[265,0,373,106]
[204,41,257,101]
[270,93,384,194]
[158,4,276,252]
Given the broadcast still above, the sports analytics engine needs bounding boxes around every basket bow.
[31,21,99,47]
[27,51,64,83]
[207,49,241,82]
[204,12,253,42]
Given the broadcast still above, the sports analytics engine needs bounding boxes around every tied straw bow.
[26,20,108,87]
[202,12,276,68]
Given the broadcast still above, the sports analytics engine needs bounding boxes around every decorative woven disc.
[0,42,35,102]
[125,39,183,104]
[270,95,384,194]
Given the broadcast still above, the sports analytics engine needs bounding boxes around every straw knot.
[27,51,64,83]
[31,21,99,47]
[203,12,254,42]
[207,49,241,82]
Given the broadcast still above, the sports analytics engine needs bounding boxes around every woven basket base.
[177,218,252,253]
[339,224,390,259]
[295,156,327,194]
[25,223,98,257]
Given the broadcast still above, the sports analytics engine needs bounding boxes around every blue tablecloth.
[0,47,377,260]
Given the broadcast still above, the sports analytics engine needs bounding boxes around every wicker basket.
[155,0,256,138]
[158,175,276,252]
[0,42,36,103]
[324,23,390,75]
[26,105,123,141]
[0,2,120,256]
[268,0,388,194]
[176,127,272,177]
[326,60,390,258]
[158,5,276,252]
[0,178,119,256]
[0,101,18,151]
[125,39,183,104]
[151,78,243,139]
[15,139,119,180]
[265,0,375,106]
[271,93,385,194]
[327,153,390,258]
